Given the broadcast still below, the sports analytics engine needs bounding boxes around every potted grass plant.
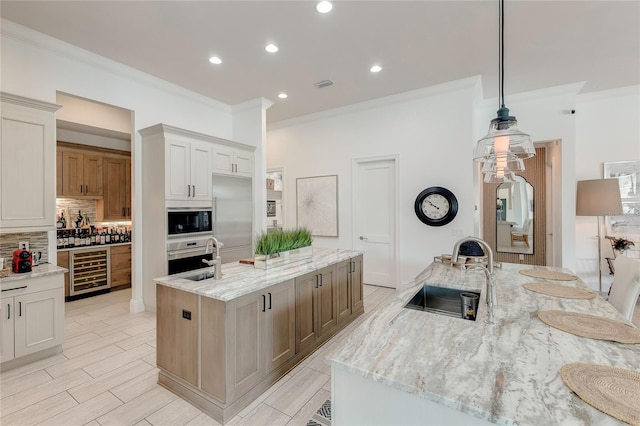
[254,227,313,269]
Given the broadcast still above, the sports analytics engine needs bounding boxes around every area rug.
[306,399,331,426]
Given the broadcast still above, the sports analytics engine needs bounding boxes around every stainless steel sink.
[404,285,480,321]
[184,271,214,281]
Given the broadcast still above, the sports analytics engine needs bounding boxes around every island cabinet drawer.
[156,286,198,386]
[200,278,296,404]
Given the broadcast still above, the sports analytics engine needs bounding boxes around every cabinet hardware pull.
[188,185,191,197]
[7,303,10,320]
[319,275,323,287]
[80,185,83,193]
[19,301,22,317]
[123,207,126,216]
[262,294,266,312]
[192,185,195,196]
[268,292,272,310]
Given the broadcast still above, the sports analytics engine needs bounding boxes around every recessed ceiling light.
[265,44,279,53]
[316,1,333,13]
[370,65,382,73]
[209,56,222,65]
[278,93,288,99]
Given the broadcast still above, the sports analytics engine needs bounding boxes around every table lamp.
[576,179,623,295]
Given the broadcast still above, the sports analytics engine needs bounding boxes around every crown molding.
[576,85,640,103]
[138,123,254,152]
[267,75,481,131]
[232,97,274,114]
[1,19,232,114]
[1,92,60,112]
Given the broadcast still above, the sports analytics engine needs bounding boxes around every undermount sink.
[404,285,480,321]
[184,271,214,281]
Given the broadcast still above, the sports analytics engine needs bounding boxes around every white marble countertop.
[0,263,67,288]
[327,262,639,425]
[154,247,363,302]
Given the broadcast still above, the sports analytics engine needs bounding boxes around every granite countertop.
[327,262,639,425]
[0,263,68,287]
[154,247,363,302]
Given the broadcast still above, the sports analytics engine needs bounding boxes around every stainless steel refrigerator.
[212,174,253,263]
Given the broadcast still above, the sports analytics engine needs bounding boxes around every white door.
[353,158,396,288]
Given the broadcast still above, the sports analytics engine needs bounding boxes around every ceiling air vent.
[314,80,334,88]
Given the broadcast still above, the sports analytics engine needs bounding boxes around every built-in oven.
[167,208,212,238]
[167,238,213,275]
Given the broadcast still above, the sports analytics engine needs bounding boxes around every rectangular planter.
[254,245,313,270]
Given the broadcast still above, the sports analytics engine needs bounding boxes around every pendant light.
[474,0,535,181]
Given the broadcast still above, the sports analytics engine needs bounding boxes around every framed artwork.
[604,160,640,236]
[296,175,338,237]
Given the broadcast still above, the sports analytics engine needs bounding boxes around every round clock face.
[414,187,458,226]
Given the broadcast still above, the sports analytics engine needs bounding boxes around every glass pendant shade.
[483,168,516,183]
[474,107,535,162]
[481,152,525,173]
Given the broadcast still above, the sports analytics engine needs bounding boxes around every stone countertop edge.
[325,262,638,426]
[1,263,68,284]
[154,247,364,302]
[56,242,131,252]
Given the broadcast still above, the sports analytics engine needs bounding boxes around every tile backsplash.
[56,198,97,228]
[0,231,48,267]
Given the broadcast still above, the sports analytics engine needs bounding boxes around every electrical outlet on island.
[519,254,524,261]
[19,241,29,251]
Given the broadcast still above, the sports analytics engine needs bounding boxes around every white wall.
[575,86,640,292]
[1,20,263,312]
[268,78,479,285]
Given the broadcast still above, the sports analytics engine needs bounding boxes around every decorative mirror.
[496,176,534,254]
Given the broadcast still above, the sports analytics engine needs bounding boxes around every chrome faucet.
[203,236,223,280]
[451,237,496,322]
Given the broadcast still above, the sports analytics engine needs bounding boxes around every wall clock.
[414,186,458,226]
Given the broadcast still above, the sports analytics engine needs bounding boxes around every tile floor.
[0,284,395,426]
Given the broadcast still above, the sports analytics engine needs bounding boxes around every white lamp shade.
[576,179,623,216]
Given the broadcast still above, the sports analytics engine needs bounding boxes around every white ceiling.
[2,1,638,124]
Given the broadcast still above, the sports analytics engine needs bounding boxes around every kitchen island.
[327,262,639,425]
[153,248,364,423]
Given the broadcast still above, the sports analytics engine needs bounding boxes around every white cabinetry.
[0,274,65,365]
[0,93,60,232]
[213,145,253,177]
[166,139,212,201]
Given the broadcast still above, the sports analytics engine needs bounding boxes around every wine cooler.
[70,248,110,296]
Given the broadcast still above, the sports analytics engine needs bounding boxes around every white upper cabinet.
[165,138,212,201]
[213,145,253,177]
[0,93,60,233]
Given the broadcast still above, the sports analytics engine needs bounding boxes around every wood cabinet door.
[336,260,352,324]
[57,251,70,298]
[351,256,364,313]
[82,154,103,197]
[102,158,126,220]
[165,140,190,200]
[124,158,132,218]
[14,288,64,358]
[295,271,318,353]
[265,279,295,373]
[62,151,84,197]
[229,290,264,397]
[190,142,212,201]
[317,266,338,337]
[0,298,15,363]
[156,286,198,386]
[56,150,63,197]
[110,244,131,288]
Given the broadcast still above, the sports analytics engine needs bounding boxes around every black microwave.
[167,208,212,237]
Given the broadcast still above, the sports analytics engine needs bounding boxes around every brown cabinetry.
[110,244,131,288]
[98,157,131,220]
[295,265,337,353]
[157,285,198,386]
[60,150,103,197]
[337,255,364,324]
